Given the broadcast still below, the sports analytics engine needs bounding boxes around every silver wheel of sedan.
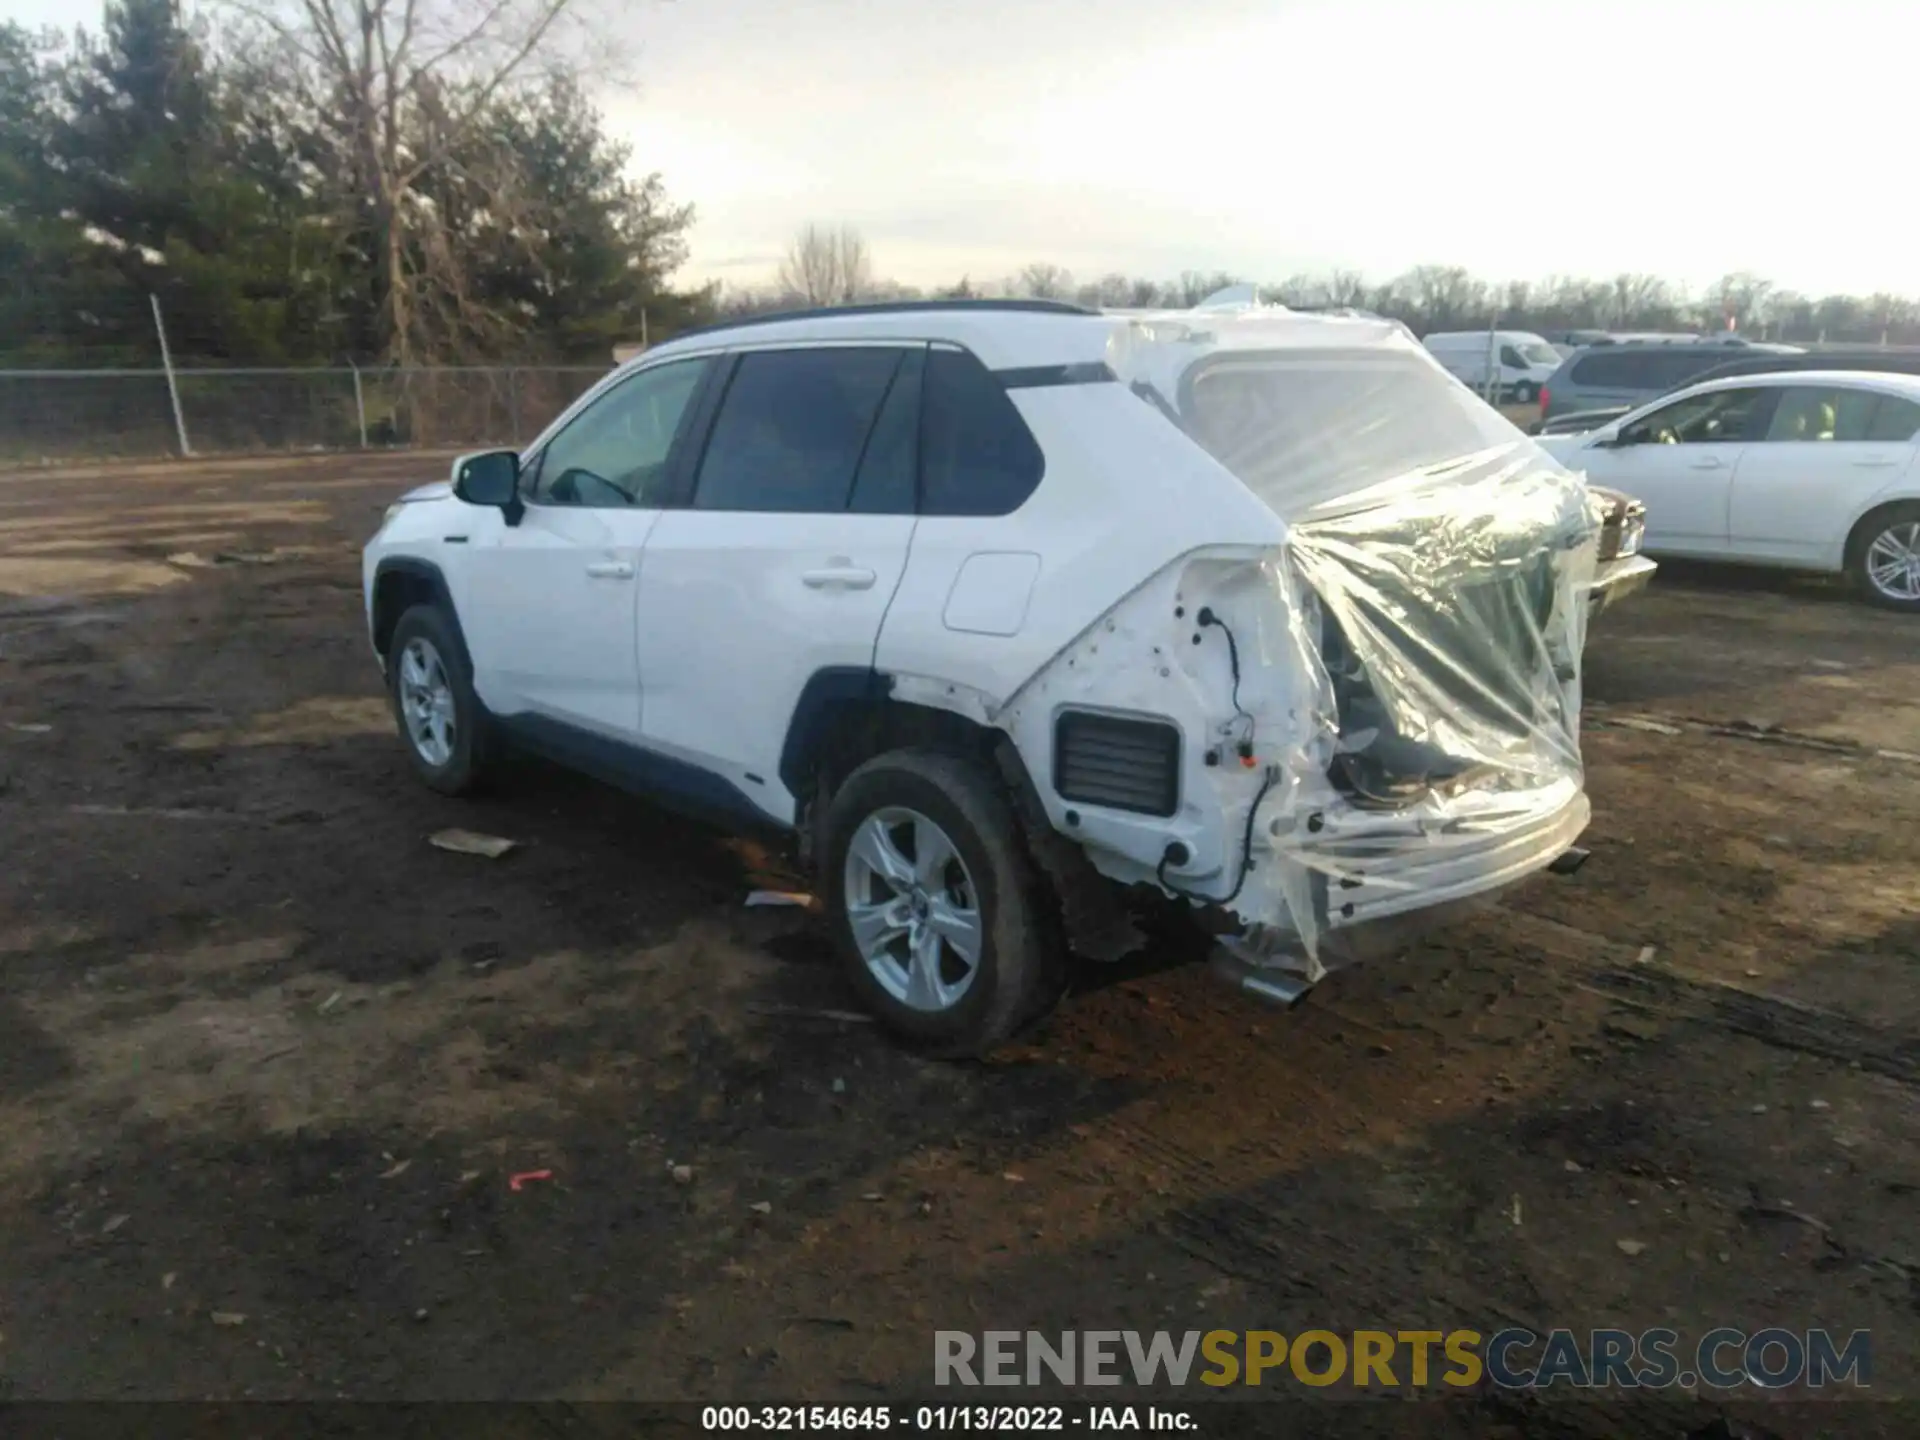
[1864,519,1920,603]
[397,635,456,767]
[842,806,983,1013]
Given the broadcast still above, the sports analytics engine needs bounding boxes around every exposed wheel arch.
[780,670,1031,816]
[1844,498,1920,570]
[371,558,469,666]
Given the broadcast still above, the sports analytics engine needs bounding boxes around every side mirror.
[452,450,523,523]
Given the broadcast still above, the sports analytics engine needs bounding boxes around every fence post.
[150,294,192,457]
[509,367,521,446]
[1482,314,1500,405]
[349,361,368,448]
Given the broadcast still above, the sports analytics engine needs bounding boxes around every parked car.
[1540,339,1802,422]
[1422,329,1563,402]
[1536,370,1920,609]
[1587,486,1656,615]
[364,299,1599,1052]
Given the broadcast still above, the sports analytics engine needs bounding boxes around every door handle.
[1688,457,1725,470]
[585,560,635,579]
[802,566,877,590]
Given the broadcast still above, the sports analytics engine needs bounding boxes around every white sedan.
[1537,370,1920,610]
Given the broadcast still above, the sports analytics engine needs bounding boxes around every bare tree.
[777,223,872,306]
[1708,271,1775,334]
[1015,262,1073,300]
[228,0,601,361]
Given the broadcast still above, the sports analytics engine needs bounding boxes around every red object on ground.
[508,1169,553,1191]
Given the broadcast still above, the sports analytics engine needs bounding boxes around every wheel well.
[792,694,1015,804]
[371,565,446,659]
[1844,499,1920,568]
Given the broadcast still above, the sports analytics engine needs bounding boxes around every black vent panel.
[1053,711,1182,817]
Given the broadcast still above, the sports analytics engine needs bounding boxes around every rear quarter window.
[1567,351,1648,388]
[1867,394,1920,441]
[919,347,1045,516]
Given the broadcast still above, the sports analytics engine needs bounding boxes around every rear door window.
[1866,394,1920,442]
[1763,387,1882,443]
[1569,351,1652,388]
[691,348,905,513]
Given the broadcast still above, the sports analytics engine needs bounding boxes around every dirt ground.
[1,452,1917,1435]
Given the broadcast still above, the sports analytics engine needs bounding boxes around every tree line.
[734,226,1920,348]
[6,0,1917,376]
[0,0,706,366]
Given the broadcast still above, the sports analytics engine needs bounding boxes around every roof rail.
[665,298,1098,345]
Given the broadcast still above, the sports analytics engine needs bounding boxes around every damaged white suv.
[363,298,1599,1053]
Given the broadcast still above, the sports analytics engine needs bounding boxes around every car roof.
[1679,369,1920,400]
[635,300,1416,374]
[1687,349,1920,381]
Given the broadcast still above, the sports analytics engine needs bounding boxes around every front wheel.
[819,749,1061,1056]
[387,604,491,794]
[1851,505,1920,612]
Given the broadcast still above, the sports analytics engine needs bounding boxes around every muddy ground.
[1,453,1916,1436]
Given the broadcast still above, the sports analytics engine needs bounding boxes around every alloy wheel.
[397,635,457,767]
[842,806,984,1013]
[1865,520,1920,603]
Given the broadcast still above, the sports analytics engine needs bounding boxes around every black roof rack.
[665,298,1098,345]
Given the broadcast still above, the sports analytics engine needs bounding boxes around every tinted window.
[848,349,922,514]
[1499,345,1527,368]
[1624,387,1771,445]
[919,347,1045,516]
[1649,349,1728,388]
[1571,348,1732,390]
[529,357,709,507]
[1568,351,1652,388]
[693,348,904,513]
[1867,394,1920,442]
[1763,387,1882,443]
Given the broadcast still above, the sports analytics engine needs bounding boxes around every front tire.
[387,604,490,794]
[820,749,1061,1056]
[1850,504,1920,612]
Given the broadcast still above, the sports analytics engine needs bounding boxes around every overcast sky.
[10,0,1915,298]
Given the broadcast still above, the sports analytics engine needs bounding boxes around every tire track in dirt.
[1497,907,1920,1089]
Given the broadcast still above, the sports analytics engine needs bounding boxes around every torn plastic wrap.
[1106,311,1599,976]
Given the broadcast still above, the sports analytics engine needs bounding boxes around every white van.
[1422,331,1563,403]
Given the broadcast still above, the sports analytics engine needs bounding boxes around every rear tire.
[1511,380,1539,404]
[387,604,491,795]
[1849,503,1920,612]
[819,748,1062,1056]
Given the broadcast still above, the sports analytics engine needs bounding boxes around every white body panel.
[1727,440,1919,565]
[873,383,1286,711]
[633,510,916,821]
[459,502,662,736]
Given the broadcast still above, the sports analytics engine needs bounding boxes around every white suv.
[364,299,1599,1053]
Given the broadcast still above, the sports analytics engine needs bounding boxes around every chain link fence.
[0,365,610,463]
